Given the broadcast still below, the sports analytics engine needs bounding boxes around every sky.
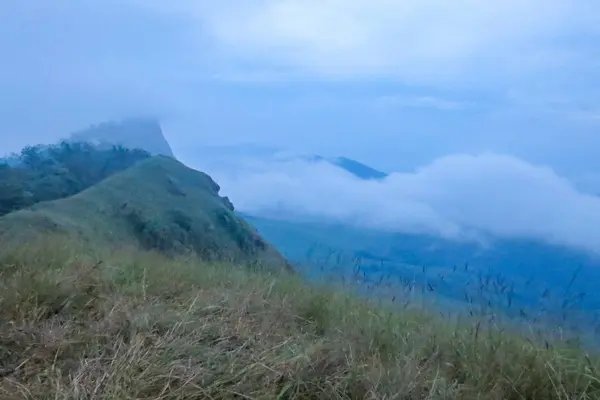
[1,1,600,252]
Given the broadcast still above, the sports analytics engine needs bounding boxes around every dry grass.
[1,237,599,399]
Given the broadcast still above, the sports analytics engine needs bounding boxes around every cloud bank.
[2,0,599,171]
[191,152,600,255]
[147,0,599,85]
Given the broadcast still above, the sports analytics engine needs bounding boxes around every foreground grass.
[1,239,600,399]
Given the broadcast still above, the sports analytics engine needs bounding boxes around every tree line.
[0,141,150,216]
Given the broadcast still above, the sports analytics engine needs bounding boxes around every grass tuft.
[1,236,599,399]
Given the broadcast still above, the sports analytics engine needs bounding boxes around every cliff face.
[69,118,175,158]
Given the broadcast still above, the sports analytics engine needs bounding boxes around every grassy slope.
[0,158,599,398]
[0,156,289,270]
[0,237,599,399]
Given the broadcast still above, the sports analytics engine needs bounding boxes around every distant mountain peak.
[327,156,388,180]
[69,117,175,158]
[186,143,388,181]
[281,153,387,180]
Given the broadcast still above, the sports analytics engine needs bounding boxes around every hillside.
[0,141,151,217]
[0,156,290,270]
[1,225,599,398]
[0,157,599,399]
[68,118,176,158]
[243,213,600,335]
[0,137,598,399]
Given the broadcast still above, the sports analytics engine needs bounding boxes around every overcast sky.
[2,1,600,252]
[1,1,599,170]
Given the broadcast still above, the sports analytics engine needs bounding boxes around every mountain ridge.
[327,156,388,180]
[0,156,291,271]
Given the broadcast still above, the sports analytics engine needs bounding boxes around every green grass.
[0,156,289,271]
[1,236,599,399]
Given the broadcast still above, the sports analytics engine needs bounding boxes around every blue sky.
[2,1,600,252]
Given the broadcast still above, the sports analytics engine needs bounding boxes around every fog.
[191,151,600,255]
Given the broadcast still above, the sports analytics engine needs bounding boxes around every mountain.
[325,156,388,180]
[300,154,387,179]
[281,154,388,180]
[0,156,290,271]
[2,163,595,399]
[242,213,600,327]
[186,143,387,181]
[69,118,176,158]
[1,137,598,397]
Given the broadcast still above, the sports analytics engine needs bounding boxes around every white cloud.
[192,152,600,255]
[141,0,598,84]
